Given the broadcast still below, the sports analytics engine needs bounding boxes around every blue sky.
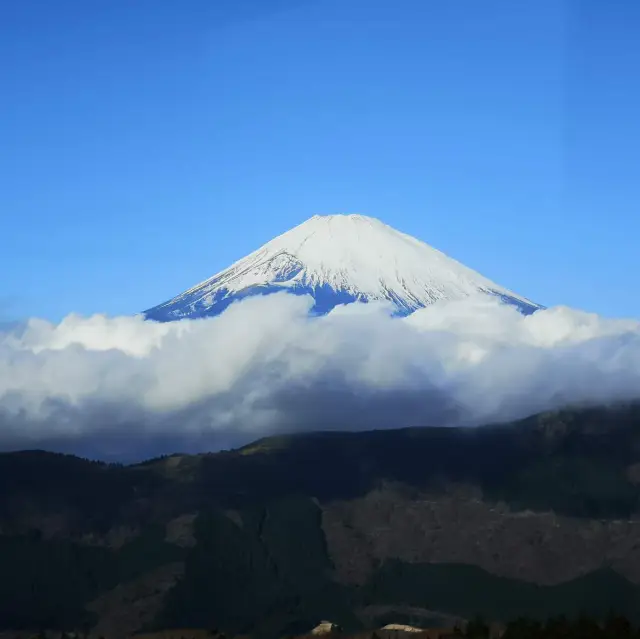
[1,0,638,322]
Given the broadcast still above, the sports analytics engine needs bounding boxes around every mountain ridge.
[2,404,640,636]
[144,214,541,321]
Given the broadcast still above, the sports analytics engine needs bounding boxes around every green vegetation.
[360,561,640,624]
[460,613,640,638]
[191,404,640,518]
[159,498,357,638]
[4,405,640,525]
[0,526,184,630]
[1,405,640,635]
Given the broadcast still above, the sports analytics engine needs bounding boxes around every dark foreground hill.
[2,405,640,637]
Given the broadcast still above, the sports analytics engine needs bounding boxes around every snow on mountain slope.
[144,214,542,321]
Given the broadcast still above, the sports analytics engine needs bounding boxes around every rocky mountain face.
[2,405,640,637]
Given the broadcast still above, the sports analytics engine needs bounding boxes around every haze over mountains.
[144,214,542,321]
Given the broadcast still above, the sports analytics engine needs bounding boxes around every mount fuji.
[144,214,541,321]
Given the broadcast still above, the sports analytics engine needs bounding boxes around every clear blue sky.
[1,0,639,322]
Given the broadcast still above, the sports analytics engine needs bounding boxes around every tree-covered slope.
[1,405,640,636]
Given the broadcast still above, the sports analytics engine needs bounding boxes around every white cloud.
[1,293,639,459]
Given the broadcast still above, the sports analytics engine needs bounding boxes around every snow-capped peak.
[144,214,541,321]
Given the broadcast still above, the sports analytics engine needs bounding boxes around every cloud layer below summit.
[1,294,639,460]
